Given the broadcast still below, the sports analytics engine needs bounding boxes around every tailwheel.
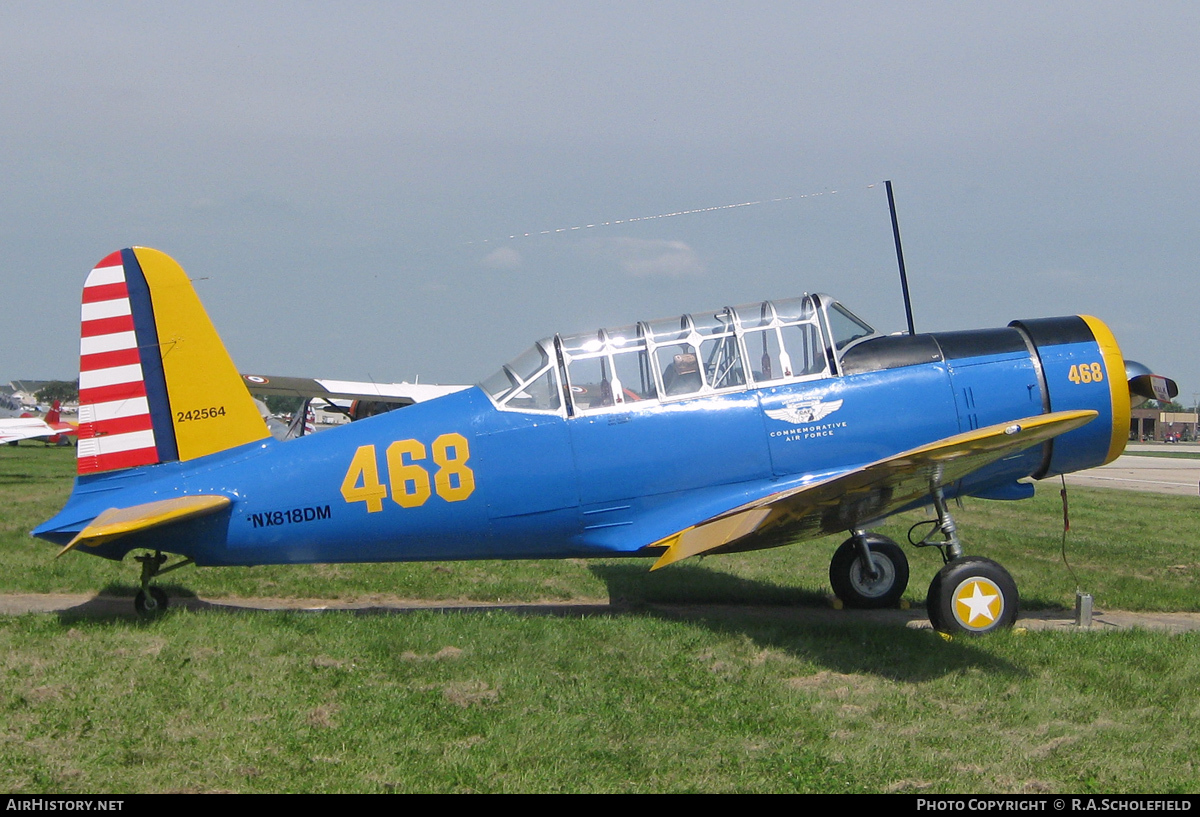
[132,550,192,619]
[134,587,169,618]
[829,533,909,609]
[926,557,1018,635]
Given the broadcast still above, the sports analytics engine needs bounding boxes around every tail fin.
[77,248,269,474]
[45,401,61,425]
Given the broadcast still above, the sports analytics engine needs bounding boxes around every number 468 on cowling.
[1067,362,1105,385]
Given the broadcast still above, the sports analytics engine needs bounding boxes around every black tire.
[926,557,1018,635]
[829,534,909,609]
[134,587,169,618]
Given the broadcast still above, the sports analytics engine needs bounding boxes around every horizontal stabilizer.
[57,495,231,557]
[649,409,1097,570]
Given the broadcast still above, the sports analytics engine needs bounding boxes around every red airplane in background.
[0,398,77,446]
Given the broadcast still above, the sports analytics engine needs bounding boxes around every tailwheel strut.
[916,487,1019,635]
[132,551,194,619]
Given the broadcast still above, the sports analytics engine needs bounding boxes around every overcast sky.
[2,2,1197,404]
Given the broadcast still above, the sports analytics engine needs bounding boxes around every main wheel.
[926,557,1018,635]
[829,534,909,609]
[134,587,169,618]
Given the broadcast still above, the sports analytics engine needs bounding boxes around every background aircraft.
[0,398,76,446]
[240,374,468,440]
[34,248,1175,633]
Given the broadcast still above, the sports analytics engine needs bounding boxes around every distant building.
[4,380,79,411]
[1131,408,1197,442]
[6,380,55,408]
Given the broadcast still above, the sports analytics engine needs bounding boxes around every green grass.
[2,444,1199,792]
[0,610,1196,793]
[1122,449,1200,459]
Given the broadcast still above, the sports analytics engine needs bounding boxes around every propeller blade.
[1125,360,1178,407]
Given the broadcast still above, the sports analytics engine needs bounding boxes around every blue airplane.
[34,247,1177,634]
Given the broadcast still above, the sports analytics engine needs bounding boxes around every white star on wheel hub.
[953,578,1002,629]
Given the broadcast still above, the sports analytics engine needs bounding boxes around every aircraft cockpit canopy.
[481,294,879,415]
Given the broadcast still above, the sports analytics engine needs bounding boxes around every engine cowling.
[1010,315,1134,478]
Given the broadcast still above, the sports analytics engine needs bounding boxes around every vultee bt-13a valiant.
[34,248,1176,633]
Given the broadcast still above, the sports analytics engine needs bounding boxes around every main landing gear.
[916,487,1019,635]
[926,557,1018,636]
[828,487,1019,635]
[132,550,193,619]
[828,532,909,609]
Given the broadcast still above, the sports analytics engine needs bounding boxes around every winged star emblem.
[764,399,844,425]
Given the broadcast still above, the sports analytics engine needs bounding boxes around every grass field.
[1123,448,1200,460]
[1,445,1198,793]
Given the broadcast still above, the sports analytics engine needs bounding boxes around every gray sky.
[2,2,1197,404]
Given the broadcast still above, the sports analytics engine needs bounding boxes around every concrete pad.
[1069,452,1200,496]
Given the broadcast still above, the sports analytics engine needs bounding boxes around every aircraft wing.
[241,374,468,405]
[648,409,1098,570]
[0,417,66,445]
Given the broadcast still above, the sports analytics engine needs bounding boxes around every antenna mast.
[885,180,916,335]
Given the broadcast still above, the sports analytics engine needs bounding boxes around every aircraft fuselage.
[40,316,1124,566]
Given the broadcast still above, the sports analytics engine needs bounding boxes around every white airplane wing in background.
[0,417,65,445]
[241,374,469,406]
[240,374,471,440]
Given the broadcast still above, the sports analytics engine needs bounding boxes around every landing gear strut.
[132,550,193,619]
[916,487,1019,635]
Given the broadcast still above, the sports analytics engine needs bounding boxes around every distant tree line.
[35,380,78,405]
[263,395,305,416]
